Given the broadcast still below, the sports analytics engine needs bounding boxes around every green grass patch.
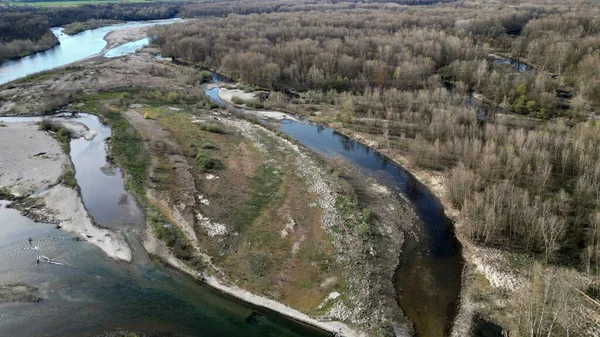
[334,188,371,236]
[91,103,148,200]
[231,164,284,233]
[199,141,218,150]
[247,253,273,277]
[147,205,203,269]
[61,165,77,188]
[199,123,226,134]
[195,149,224,172]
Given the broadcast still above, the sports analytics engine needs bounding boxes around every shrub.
[199,70,213,83]
[61,165,77,188]
[166,91,179,103]
[195,150,224,171]
[362,208,372,222]
[39,119,72,152]
[199,123,226,134]
[231,96,244,105]
[245,99,264,109]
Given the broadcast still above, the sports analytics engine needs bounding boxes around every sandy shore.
[218,87,299,122]
[103,26,149,51]
[0,122,132,262]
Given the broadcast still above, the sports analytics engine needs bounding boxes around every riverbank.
[0,120,132,261]
[0,34,59,65]
[304,115,600,336]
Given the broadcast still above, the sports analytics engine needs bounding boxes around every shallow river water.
[0,19,179,85]
[0,114,329,337]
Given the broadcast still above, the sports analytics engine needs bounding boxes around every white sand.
[218,87,257,102]
[38,185,132,261]
[0,123,64,196]
[0,122,131,262]
[217,87,299,122]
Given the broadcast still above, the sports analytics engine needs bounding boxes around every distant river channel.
[0,19,180,86]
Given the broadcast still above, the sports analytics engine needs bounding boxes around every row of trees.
[153,10,483,92]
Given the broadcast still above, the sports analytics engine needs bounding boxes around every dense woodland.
[152,2,600,333]
[0,0,456,62]
[0,3,179,61]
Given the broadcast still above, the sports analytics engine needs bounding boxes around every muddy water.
[0,116,329,337]
[205,84,464,337]
[0,19,180,85]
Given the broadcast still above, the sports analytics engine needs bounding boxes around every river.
[0,21,329,337]
[0,114,329,337]
[1,18,463,337]
[0,19,180,86]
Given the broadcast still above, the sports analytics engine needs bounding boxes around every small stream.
[490,55,534,73]
[205,84,464,337]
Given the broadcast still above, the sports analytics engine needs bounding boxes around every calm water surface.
[105,37,151,58]
[0,19,180,85]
